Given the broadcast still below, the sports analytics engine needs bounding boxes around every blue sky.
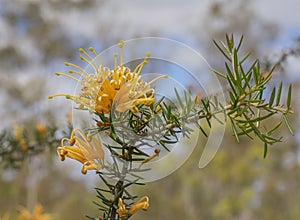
[1,0,300,128]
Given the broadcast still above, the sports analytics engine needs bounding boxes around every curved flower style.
[57,129,104,174]
[49,41,167,114]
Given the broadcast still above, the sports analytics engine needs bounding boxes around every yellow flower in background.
[57,129,104,174]
[13,123,23,140]
[36,123,47,136]
[18,204,52,220]
[1,212,10,220]
[13,123,27,152]
[19,139,28,152]
[49,41,167,114]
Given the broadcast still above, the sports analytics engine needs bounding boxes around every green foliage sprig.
[212,35,293,157]
[0,122,72,169]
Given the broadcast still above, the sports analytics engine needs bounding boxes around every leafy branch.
[212,34,293,156]
[87,35,294,219]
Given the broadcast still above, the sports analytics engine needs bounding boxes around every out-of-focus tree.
[133,114,299,220]
[192,0,278,68]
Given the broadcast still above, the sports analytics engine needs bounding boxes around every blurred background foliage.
[0,0,300,219]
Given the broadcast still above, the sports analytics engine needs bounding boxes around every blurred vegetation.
[133,116,300,220]
[1,0,300,219]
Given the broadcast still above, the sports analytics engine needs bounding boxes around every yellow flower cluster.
[57,129,104,174]
[49,41,167,114]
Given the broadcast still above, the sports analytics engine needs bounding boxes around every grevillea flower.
[49,41,167,114]
[57,129,104,174]
[117,196,149,219]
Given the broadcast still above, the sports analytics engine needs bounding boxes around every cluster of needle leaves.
[212,34,293,157]
[88,100,185,220]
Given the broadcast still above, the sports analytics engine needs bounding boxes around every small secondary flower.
[117,196,149,219]
[57,129,104,174]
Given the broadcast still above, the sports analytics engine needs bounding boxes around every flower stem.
[110,180,124,220]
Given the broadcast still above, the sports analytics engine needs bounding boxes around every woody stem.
[110,179,124,220]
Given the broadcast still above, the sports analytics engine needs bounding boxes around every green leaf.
[174,88,184,109]
[261,65,275,86]
[201,98,210,113]
[257,103,269,108]
[221,40,231,54]
[235,112,274,124]
[263,142,268,158]
[236,35,244,51]
[243,99,262,103]
[227,78,238,99]
[225,33,234,52]
[200,98,212,128]
[212,68,226,78]
[240,52,251,65]
[255,108,261,128]
[185,91,192,115]
[213,95,219,109]
[269,87,276,106]
[246,59,258,76]
[253,63,260,85]
[237,127,253,139]
[225,62,235,83]
[161,138,178,144]
[227,105,238,115]
[211,113,225,125]
[194,121,208,137]
[213,40,231,61]
[276,82,282,106]
[233,49,240,80]
[267,122,282,135]
[159,140,170,151]
[287,84,292,109]
[95,187,112,193]
[153,96,165,112]
[244,113,266,142]
[235,106,249,118]
[239,65,251,90]
[283,114,294,135]
[230,118,240,143]
[109,111,117,140]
